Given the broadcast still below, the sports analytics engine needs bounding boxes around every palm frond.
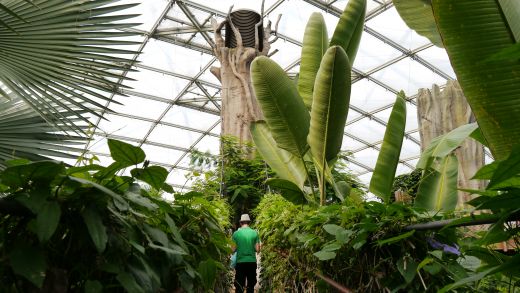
[0,0,140,131]
[0,98,88,169]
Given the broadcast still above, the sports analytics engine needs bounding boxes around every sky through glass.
[75,0,460,191]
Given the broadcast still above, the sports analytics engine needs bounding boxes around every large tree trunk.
[417,80,485,208]
[212,47,263,143]
[210,10,278,144]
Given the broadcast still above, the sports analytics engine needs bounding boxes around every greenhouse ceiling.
[79,0,458,190]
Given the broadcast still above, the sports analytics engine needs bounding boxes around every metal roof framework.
[80,0,457,188]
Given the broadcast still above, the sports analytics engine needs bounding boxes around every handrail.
[272,248,354,292]
[404,212,520,231]
[315,272,353,293]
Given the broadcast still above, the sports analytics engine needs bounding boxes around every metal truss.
[81,0,456,184]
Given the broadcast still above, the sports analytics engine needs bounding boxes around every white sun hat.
[240,214,251,222]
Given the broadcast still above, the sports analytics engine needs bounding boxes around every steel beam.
[97,0,457,179]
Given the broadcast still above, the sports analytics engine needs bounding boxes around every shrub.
[0,139,231,292]
[255,194,479,292]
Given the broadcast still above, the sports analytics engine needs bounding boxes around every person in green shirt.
[232,214,260,293]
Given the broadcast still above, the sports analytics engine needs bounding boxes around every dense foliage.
[392,169,422,199]
[255,145,520,292]
[189,136,271,226]
[0,140,231,292]
[189,137,366,225]
[255,194,476,292]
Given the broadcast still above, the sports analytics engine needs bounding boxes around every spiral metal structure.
[225,9,264,51]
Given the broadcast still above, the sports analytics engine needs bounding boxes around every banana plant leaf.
[487,145,520,189]
[251,56,310,158]
[431,0,520,160]
[307,46,350,203]
[415,154,459,212]
[486,42,520,62]
[369,92,407,203]
[0,0,140,132]
[297,12,328,110]
[416,123,478,170]
[498,0,520,40]
[266,178,307,205]
[393,0,443,47]
[308,46,351,171]
[250,121,307,189]
[323,161,345,202]
[329,0,366,64]
[0,99,87,169]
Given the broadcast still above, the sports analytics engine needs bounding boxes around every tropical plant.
[393,0,520,161]
[431,146,520,292]
[251,0,413,206]
[0,139,232,292]
[0,98,87,169]
[0,0,139,129]
[392,168,422,199]
[0,0,140,168]
[251,0,369,205]
[368,92,407,202]
[255,194,484,292]
[189,136,272,226]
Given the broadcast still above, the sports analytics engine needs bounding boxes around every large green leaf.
[498,0,520,41]
[439,254,520,293]
[130,166,169,190]
[1,160,65,188]
[251,56,310,157]
[68,176,126,205]
[488,145,520,189]
[369,93,407,203]
[0,0,139,130]
[117,272,145,293]
[82,206,108,253]
[126,191,158,211]
[308,46,351,170]
[431,0,520,160]
[164,214,189,252]
[472,161,499,180]
[393,0,443,47]
[486,42,520,61]
[297,12,328,109]
[397,257,418,284]
[250,121,306,188]
[329,0,366,64]
[415,155,459,212]
[313,250,336,261]
[108,139,145,166]
[416,123,478,170]
[266,178,307,205]
[468,192,520,211]
[198,258,217,290]
[36,201,61,242]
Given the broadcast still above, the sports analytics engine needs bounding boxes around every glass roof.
[77,0,458,190]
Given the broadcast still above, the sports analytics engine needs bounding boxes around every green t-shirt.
[232,226,260,263]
